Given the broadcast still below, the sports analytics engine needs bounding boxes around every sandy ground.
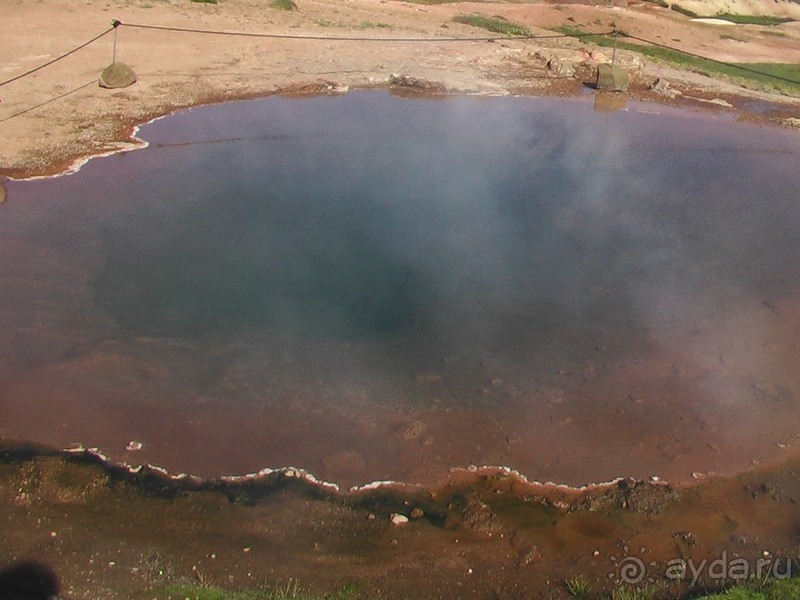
[1,0,799,179]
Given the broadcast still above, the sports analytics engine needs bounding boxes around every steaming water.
[2,91,800,486]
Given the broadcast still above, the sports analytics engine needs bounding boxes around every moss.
[271,0,297,10]
[714,13,795,26]
[670,4,700,18]
[451,14,531,36]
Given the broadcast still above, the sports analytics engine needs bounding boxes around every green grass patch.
[554,25,800,94]
[357,21,392,29]
[696,576,800,598]
[670,4,700,18]
[642,0,669,8]
[611,585,660,600]
[565,574,591,597]
[739,62,800,82]
[715,13,795,26]
[271,0,297,10]
[451,14,532,36]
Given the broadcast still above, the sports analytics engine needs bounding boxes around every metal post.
[111,19,121,64]
[612,29,618,67]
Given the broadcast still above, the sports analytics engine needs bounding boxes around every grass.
[696,576,800,598]
[611,586,659,600]
[565,574,592,598]
[670,4,700,18]
[271,0,297,10]
[357,21,392,29]
[714,13,795,26]
[451,14,532,37]
[554,25,800,95]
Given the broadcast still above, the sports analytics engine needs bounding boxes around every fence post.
[612,29,618,67]
[112,19,121,64]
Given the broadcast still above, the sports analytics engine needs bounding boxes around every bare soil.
[3,444,800,599]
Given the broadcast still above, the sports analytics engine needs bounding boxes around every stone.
[99,62,137,89]
[390,513,409,525]
[0,182,6,204]
[596,64,629,92]
[547,56,575,78]
[410,507,424,519]
[652,77,669,92]
[589,50,608,63]
[388,74,447,95]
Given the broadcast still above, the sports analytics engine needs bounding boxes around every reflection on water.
[2,92,800,486]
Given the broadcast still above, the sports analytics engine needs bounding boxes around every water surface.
[2,91,800,486]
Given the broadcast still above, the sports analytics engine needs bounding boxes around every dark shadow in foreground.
[0,560,60,600]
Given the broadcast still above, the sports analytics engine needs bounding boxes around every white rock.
[390,513,409,525]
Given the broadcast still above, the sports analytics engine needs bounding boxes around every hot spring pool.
[2,91,800,487]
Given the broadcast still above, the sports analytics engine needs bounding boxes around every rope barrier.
[0,80,97,124]
[120,20,613,42]
[0,27,114,88]
[0,17,797,126]
[620,31,800,86]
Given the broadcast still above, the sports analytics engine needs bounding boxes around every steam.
[89,94,800,371]
[6,91,800,482]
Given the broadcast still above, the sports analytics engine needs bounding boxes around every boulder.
[651,77,680,98]
[547,56,576,78]
[596,64,629,92]
[99,62,137,89]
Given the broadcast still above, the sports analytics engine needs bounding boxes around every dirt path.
[1,0,799,179]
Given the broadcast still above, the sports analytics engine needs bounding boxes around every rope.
[0,27,115,88]
[1,17,797,126]
[120,21,613,43]
[0,80,97,124]
[620,32,800,86]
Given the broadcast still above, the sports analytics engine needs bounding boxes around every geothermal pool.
[2,91,800,487]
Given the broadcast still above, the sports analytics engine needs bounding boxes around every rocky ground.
[3,443,800,599]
